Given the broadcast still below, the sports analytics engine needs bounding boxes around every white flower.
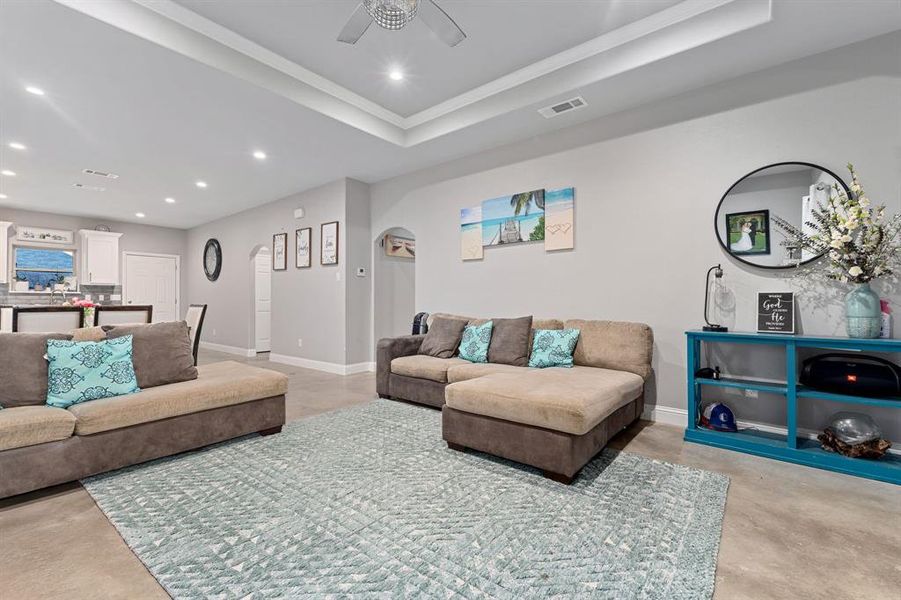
[841,234,852,243]
[851,183,862,193]
[849,266,863,277]
[830,239,844,249]
[859,196,870,208]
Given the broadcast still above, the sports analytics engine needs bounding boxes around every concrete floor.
[1,349,899,599]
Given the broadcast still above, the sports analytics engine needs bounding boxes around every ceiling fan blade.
[337,3,373,44]
[419,0,466,47]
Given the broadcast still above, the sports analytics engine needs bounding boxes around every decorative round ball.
[203,238,222,282]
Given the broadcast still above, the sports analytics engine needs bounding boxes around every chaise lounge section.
[377,315,653,483]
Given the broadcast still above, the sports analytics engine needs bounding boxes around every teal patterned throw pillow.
[46,336,141,408]
[529,329,581,368]
[458,321,493,363]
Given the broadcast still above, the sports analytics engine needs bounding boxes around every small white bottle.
[880,299,892,339]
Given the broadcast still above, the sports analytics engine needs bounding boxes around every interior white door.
[124,254,178,322]
[254,252,272,352]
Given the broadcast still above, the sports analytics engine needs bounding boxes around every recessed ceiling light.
[1,170,16,177]
[389,70,404,81]
[252,150,267,160]
[8,142,26,150]
[135,212,146,218]
[165,197,176,204]
[195,181,208,188]
[0,194,7,199]
[25,86,45,96]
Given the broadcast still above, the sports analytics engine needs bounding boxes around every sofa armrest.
[376,335,424,397]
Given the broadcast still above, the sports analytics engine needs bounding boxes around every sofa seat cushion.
[391,355,468,383]
[447,362,532,383]
[68,361,288,435]
[445,366,643,435]
[0,406,76,451]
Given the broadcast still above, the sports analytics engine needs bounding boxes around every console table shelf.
[686,330,900,485]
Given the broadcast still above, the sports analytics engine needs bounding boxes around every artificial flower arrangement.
[773,164,900,337]
[63,297,98,325]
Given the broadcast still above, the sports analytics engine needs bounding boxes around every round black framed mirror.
[714,162,852,270]
[203,238,222,281]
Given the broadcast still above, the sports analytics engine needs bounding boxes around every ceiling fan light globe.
[363,0,419,30]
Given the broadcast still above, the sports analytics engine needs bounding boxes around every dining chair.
[94,305,153,327]
[185,304,207,366]
[12,306,84,332]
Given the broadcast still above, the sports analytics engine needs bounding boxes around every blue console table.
[685,330,900,485]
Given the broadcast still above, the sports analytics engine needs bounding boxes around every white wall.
[369,33,901,438]
[0,207,188,305]
[373,227,416,344]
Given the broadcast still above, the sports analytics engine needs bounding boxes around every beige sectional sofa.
[0,340,288,499]
[377,315,653,483]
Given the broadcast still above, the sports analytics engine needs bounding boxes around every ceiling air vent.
[72,183,106,192]
[538,96,588,119]
[82,168,119,179]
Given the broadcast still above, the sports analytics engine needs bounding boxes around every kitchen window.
[13,246,76,291]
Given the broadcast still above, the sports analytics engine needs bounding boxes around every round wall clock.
[203,238,222,281]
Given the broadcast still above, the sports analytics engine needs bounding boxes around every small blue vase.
[845,282,881,338]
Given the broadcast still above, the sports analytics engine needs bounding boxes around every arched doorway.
[250,245,272,354]
[373,227,415,347]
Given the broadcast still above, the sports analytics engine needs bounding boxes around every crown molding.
[53,0,772,147]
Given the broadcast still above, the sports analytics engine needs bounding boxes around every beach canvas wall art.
[481,189,545,247]
[544,187,575,251]
[460,187,576,259]
[460,206,483,261]
[385,234,415,259]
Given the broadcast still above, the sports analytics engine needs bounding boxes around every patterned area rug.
[83,400,729,599]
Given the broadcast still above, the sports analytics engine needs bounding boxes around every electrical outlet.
[297,338,303,348]
[98,294,105,301]
[744,389,758,398]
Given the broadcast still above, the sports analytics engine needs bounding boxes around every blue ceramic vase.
[845,282,881,338]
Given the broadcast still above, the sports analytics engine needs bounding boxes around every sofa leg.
[543,470,574,485]
[447,442,466,452]
[258,426,282,436]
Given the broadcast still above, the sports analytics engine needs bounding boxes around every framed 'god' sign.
[757,292,795,334]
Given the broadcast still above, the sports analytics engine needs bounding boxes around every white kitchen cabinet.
[79,230,123,285]
[0,222,11,284]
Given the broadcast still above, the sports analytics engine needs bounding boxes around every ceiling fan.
[338,0,466,47]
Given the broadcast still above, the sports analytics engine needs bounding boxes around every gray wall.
[373,227,416,345]
[369,33,901,439]
[0,207,188,309]
[185,178,373,367]
[345,179,372,366]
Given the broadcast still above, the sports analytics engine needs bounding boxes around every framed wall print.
[296,227,311,268]
[272,233,287,271]
[321,221,339,265]
[757,292,795,334]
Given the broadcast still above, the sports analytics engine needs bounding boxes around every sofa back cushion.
[488,316,533,367]
[0,333,73,407]
[418,316,467,358]
[105,321,198,389]
[565,319,653,379]
[425,313,473,329]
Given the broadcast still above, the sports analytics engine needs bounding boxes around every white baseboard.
[345,361,376,375]
[269,355,375,376]
[200,341,256,357]
[642,404,899,455]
